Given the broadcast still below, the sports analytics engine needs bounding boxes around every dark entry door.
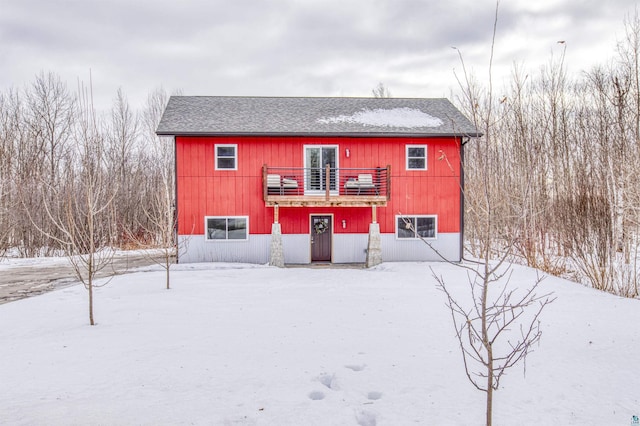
[311,216,332,262]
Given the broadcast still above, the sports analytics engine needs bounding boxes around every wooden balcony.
[263,165,390,207]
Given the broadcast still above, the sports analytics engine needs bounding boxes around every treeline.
[3,15,640,299]
[462,13,640,297]
[0,72,173,258]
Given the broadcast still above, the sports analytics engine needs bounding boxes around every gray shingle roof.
[156,96,480,137]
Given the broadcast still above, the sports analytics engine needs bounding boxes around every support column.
[269,222,285,267]
[365,222,382,268]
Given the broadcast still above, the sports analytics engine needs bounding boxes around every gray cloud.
[1,0,638,111]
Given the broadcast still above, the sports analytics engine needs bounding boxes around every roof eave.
[155,131,483,138]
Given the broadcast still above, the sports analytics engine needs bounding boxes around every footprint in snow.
[356,410,377,426]
[308,391,325,400]
[318,373,340,390]
[367,391,382,401]
[345,364,366,372]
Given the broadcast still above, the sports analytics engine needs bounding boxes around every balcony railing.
[263,164,390,207]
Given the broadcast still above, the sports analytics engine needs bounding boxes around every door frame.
[303,145,339,195]
[310,214,333,263]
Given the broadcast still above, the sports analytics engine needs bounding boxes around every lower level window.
[396,215,437,239]
[205,216,248,241]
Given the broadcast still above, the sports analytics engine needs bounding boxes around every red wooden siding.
[175,135,461,235]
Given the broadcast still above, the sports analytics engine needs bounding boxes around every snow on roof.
[317,107,444,128]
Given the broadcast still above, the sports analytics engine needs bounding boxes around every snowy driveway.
[0,252,163,304]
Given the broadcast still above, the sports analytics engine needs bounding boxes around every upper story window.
[406,145,427,170]
[215,144,237,170]
[304,145,338,192]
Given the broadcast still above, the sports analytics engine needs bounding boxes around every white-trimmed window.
[205,216,248,241]
[396,215,437,239]
[215,144,237,170]
[304,145,338,192]
[406,145,427,170]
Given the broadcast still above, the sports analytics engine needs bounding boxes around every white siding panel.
[282,234,311,264]
[178,235,270,264]
[333,234,368,263]
[178,232,461,264]
[381,233,460,262]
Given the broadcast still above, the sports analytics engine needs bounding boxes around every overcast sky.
[1,0,639,112]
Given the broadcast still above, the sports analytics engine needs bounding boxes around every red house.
[156,97,479,266]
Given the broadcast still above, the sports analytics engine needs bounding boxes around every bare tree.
[31,79,118,325]
[125,160,179,289]
[436,4,555,425]
[434,263,553,425]
[371,82,392,98]
[452,8,640,299]
[66,80,118,325]
[126,87,178,289]
[106,87,141,245]
[0,90,18,257]
[25,72,75,186]
[11,73,76,256]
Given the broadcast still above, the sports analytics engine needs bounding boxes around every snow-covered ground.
[0,260,638,425]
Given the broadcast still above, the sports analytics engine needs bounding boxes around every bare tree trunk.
[444,5,555,425]
[124,87,181,289]
[29,78,120,325]
[107,87,140,246]
[483,258,493,426]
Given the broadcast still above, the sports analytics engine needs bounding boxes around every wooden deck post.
[386,165,391,200]
[372,205,377,223]
[325,163,330,200]
[262,164,268,199]
[274,203,279,223]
